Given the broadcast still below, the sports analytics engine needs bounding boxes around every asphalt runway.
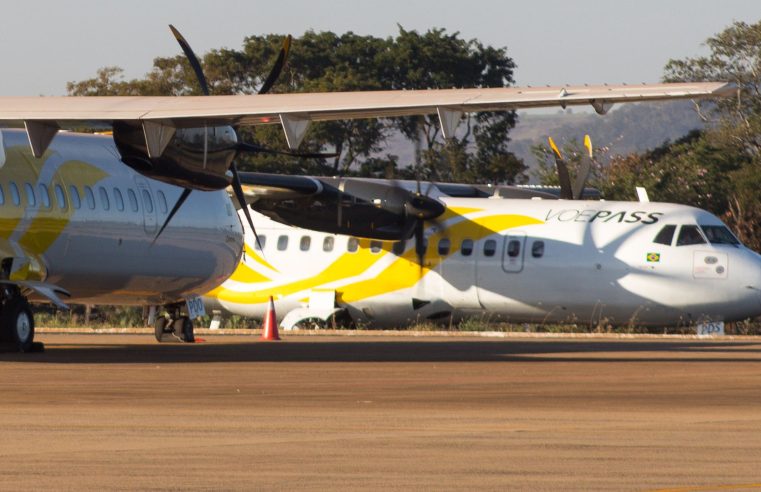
[1,334,761,491]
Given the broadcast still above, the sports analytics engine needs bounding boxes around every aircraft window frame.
[483,239,497,257]
[438,238,451,256]
[323,236,335,252]
[157,190,168,214]
[99,186,110,211]
[141,189,154,214]
[0,184,5,206]
[69,185,81,210]
[9,182,20,206]
[461,239,474,256]
[38,183,51,209]
[700,225,740,245]
[653,225,677,246]
[370,240,383,254]
[127,189,139,212]
[392,240,405,256]
[254,234,266,251]
[347,237,359,253]
[532,240,545,258]
[113,188,125,212]
[507,239,521,258]
[300,235,311,252]
[84,186,96,210]
[54,184,66,210]
[24,183,36,207]
[676,225,707,246]
[277,235,289,251]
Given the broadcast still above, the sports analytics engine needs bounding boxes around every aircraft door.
[502,232,526,273]
[134,177,157,235]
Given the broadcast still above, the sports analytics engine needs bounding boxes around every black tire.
[154,315,169,342]
[1,297,35,352]
[172,316,194,343]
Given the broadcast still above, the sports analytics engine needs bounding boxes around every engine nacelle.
[113,122,238,191]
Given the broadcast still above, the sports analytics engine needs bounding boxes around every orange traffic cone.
[260,296,281,341]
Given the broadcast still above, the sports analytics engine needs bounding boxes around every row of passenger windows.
[255,234,547,258]
[0,182,168,215]
[653,224,739,247]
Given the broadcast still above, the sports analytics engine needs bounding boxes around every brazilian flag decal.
[646,252,661,263]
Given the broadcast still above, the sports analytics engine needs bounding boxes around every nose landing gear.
[154,304,195,343]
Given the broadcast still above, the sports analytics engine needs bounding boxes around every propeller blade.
[414,220,426,271]
[153,188,192,244]
[572,134,594,200]
[237,142,338,159]
[169,24,210,96]
[229,162,263,250]
[258,35,292,95]
[548,137,573,200]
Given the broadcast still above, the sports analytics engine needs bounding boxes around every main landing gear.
[0,286,43,352]
[154,304,195,343]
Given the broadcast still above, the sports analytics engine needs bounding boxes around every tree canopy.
[68,27,525,183]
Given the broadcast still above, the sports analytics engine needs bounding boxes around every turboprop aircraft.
[0,25,736,350]
[203,170,761,329]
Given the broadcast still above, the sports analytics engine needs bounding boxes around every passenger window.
[277,235,289,251]
[84,186,96,210]
[113,188,125,211]
[653,225,676,246]
[532,240,545,258]
[254,234,266,250]
[300,236,311,251]
[0,184,4,205]
[69,186,81,210]
[157,190,168,214]
[392,240,405,256]
[24,183,36,207]
[38,184,51,209]
[99,187,110,210]
[370,241,383,253]
[438,238,451,256]
[141,190,154,213]
[507,239,521,258]
[54,184,66,209]
[676,225,706,246]
[483,239,497,257]
[9,182,20,206]
[128,189,139,212]
[461,239,474,256]
[347,237,359,253]
[323,236,334,252]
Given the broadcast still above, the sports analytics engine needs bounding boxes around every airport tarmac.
[1,333,761,491]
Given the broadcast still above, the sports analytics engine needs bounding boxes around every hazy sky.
[1,0,758,96]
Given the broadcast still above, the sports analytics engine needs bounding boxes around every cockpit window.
[700,225,740,245]
[653,225,676,246]
[676,225,706,246]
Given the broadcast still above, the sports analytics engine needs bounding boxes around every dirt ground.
[1,334,761,491]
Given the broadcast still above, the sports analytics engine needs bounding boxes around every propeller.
[548,136,573,200]
[155,25,325,245]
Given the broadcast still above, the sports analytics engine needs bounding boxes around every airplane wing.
[0,82,734,149]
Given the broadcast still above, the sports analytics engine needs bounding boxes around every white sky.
[0,0,758,95]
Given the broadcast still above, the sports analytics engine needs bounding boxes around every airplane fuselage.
[205,198,761,327]
[0,129,243,305]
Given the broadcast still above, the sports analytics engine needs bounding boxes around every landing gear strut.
[0,287,41,352]
[154,304,195,343]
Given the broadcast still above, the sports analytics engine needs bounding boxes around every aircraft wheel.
[1,297,35,352]
[172,316,194,343]
[154,315,169,342]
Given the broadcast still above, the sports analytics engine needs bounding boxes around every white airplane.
[0,26,737,350]
[203,174,761,330]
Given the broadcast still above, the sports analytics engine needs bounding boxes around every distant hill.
[377,100,707,182]
[510,100,707,180]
